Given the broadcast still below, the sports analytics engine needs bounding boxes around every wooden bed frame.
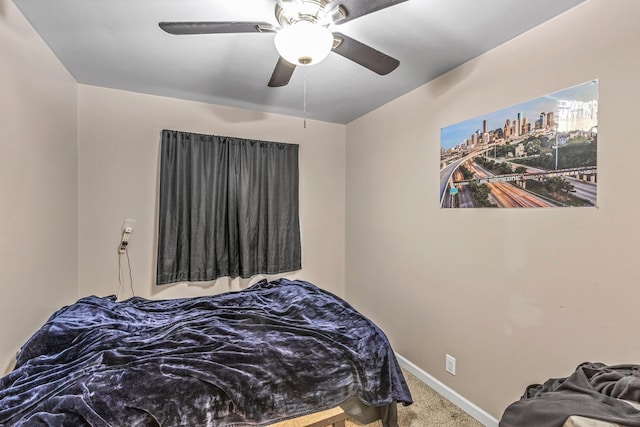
[268,406,350,427]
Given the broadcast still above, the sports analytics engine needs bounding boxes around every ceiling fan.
[159,0,408,87]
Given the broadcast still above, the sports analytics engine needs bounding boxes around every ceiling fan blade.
[159,21,276,35]
[268,57,297,87]
[332,32,399,75]
[328,0,408,24]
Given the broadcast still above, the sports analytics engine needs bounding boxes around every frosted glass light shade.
[274,21,333,66]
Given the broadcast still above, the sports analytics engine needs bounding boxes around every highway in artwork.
[440,149,597,208]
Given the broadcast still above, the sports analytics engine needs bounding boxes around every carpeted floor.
[346,369,484,427]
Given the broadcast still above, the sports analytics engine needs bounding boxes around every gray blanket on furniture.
[500,362,640,427]
[0,279,412,426]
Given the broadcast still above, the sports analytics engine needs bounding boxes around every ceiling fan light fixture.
[274,20,333,66]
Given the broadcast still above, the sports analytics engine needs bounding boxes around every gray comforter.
[500,362,640,427]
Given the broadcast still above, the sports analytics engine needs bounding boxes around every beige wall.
[0,0,78,369]
[78,85,346,300]
[345,0,640,419]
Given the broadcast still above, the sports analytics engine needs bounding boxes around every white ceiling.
[13,0,586,124]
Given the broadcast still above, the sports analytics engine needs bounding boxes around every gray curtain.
[157,129,301,285]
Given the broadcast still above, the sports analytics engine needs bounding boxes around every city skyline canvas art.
[440,80,598,208]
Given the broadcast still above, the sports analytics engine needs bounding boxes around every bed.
[0,278,412,426]
[500,362,640,427]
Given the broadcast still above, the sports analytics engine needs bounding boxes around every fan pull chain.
[303,72,307,129]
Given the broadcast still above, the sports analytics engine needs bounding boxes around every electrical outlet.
[123,219,136,233]
[118,219,136,254]
[446,354,456,375]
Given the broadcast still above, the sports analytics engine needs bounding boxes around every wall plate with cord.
[118,219,136,254]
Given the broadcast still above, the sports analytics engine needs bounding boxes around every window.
[156,130,301,285]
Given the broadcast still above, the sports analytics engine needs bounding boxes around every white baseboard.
[395,353,499,427]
